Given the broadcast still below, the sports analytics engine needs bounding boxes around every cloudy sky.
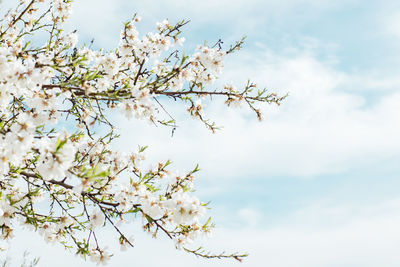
[5,0,400,266]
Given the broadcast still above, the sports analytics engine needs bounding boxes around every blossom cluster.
[0,0,284,264]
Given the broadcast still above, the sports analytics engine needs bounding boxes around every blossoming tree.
[0,0,285,264]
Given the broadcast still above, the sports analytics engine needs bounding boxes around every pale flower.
[90,210,105,229]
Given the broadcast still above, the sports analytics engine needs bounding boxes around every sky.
[4,0,400,266]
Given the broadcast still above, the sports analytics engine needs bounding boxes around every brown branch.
[94,200,134,247]
[183,247,248,262]
[19,171,119,207]
[133,60,145,85]
[42,83,284,105]
[0,0,35,38]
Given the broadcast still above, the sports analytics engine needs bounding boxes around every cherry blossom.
[0,0,285,263]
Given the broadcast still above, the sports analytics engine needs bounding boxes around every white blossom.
[90,210,105,229]
[0,0,280,263]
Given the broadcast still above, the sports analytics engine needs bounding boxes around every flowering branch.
[0,0,285,264]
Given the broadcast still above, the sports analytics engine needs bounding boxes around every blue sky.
[4,0,400,266]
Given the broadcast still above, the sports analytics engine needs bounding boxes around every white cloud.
[112,47,400,179]
[382,8,400,39]
[237,208,263,228]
